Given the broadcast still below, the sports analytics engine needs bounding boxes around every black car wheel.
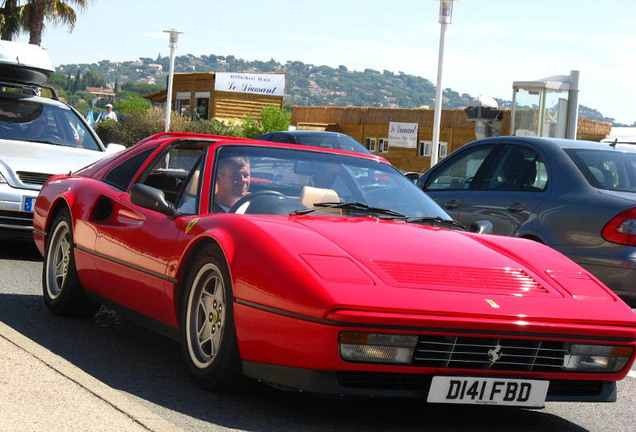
[181,245,242,389]
[42,209,98,316]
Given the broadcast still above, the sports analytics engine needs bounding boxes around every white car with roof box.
[0,41,124,236]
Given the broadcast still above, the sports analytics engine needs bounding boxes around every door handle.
[444,199,460,210]
[507,202,525,212]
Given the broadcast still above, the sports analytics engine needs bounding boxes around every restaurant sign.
[215,73,285,96]
[388,122,419,148]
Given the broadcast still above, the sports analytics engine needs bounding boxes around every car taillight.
[602,207,636,246]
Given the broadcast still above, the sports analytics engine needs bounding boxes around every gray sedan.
[417,136,636,307]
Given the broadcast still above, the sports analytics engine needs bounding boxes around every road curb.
[0,321,183,432]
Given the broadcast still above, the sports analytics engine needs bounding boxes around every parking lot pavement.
[0,321,183,432]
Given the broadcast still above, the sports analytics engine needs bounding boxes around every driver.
[214,156,250,212]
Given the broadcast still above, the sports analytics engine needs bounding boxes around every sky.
[16,0,636,124]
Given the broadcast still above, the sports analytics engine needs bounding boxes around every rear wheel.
[42,209,98,316]
[181,246,242,389]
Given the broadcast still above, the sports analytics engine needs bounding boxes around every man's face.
[217,163,250,199]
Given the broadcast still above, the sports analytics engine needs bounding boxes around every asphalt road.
[1,238,635,432]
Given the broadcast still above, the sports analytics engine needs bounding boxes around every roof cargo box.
[0,41,55,86]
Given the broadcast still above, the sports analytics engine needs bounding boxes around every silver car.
[0,91,123,236]
[418,136,636,307]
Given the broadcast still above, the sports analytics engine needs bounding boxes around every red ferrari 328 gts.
[33,132,636,408]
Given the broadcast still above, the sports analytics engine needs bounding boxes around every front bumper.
[234,302,635,401]
[243,361,618,402]
[0,184,38,231]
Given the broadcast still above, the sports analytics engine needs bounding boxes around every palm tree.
[0,0,23,41]
[22,0,91,46]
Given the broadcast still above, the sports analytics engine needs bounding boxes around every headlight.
[339,332,417,364]
[563,344,633,372]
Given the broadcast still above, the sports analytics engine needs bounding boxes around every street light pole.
[430,0,456,167]
[164,28,183,132]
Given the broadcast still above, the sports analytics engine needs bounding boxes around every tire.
[42,209,99,317]
[181,246,242,389]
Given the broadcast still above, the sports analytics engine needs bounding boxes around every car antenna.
[610,138,618,148]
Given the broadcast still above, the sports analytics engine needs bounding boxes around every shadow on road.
[0,289,592,432]
[0,237,41,262]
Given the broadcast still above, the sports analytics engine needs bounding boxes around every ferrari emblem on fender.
[487,344,503,365]
[185,218,199,234]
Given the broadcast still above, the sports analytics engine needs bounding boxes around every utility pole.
[164,29,183,132]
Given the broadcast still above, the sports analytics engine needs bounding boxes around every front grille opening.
[412,336,567,372]
[17,171,53,185]
[0,210,34,227]
[336,372,608,399]
[337,372,431,391]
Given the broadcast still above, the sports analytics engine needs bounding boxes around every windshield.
[566,148,636,192]
[0,96,101,151]
[294,133,371,154]
[211,145,449,218]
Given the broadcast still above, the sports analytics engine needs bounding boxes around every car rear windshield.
[565,148,636,192]
[294,133,371,154]
[0,96,101,151]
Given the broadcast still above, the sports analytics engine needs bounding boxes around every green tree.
[72,68,80,92]
[22,0,91,46]
[81,70,105,88]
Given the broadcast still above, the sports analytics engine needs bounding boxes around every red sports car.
[33,132,636,407]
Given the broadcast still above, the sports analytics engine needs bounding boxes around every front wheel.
[181,246,242,389]
[42,209,98,316]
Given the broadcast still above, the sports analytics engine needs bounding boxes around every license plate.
[23,196,35,212]
[427,376,549,407]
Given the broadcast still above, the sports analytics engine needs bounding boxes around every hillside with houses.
[53,53,626,126]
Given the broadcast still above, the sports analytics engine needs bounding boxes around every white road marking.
[629,370,636,378]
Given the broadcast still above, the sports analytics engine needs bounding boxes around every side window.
[481,146,547,191]
[365,137,376,152]
[272,133,291,143]
[424,145,494,190]
[139,145,203,204]
[104,147,156,190]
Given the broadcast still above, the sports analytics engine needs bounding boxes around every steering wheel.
[228,191,285,214]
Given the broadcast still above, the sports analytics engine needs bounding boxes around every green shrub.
[260,104,291,133]
[185,118,242,137]
[94,120,122,145]
[115,96,152,114]
[93,104,290,147]
[240,115,263,138]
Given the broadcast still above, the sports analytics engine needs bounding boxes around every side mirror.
[130,183,178,218]
[105,143,126,154]
[403,172,420,184]
[469,220,493,234]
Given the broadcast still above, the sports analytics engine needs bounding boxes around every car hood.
[248,216,636,326]
[0,139,105,186]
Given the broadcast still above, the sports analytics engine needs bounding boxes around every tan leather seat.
[177,169,200,213]
[300,186,340,214]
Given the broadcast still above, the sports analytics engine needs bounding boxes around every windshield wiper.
[403,216,466,230]
[291,201,406,218]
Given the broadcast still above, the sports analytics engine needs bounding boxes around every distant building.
[85,86,115,102]
[143,72,285,121]
[291,106,611,173]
